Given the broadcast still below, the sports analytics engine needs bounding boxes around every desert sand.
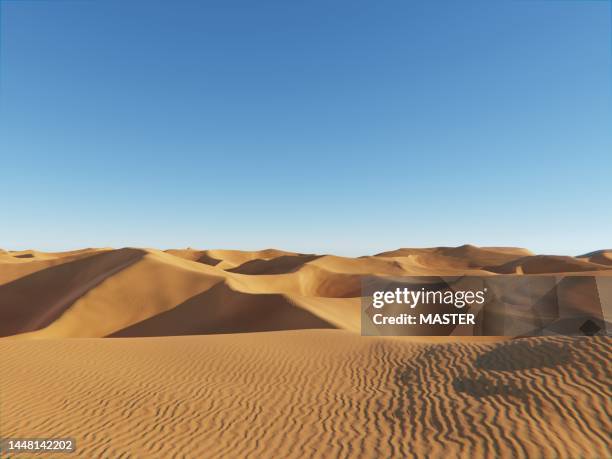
[1,245,611,458]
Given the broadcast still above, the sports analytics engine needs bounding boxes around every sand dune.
[1,245,611,458]
[487,255,612,274]
[0,248,145,336]
[110,282,335,337]
[375,245,533,268]
[2,245,612,339]
[167,248,301,270]
[227,254,321,275]
[0,248,111,284]
[1,331,609,458]
[578,249,612,266]
[5,249,225,339]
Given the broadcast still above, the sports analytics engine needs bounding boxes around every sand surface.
[1,331,610,458]
[1,245,611,458]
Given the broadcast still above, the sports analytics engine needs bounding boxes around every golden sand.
[1,245,610,458]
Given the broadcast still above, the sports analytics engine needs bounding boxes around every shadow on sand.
[475,341,571,372]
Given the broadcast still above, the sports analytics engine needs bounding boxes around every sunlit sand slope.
[0,331,609,458]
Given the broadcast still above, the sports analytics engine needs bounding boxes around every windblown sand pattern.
[1,246,611,458]
[0,332,610,458]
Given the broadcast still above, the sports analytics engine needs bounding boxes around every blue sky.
[0,0,610,255]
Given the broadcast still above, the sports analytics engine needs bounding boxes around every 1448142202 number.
[1,438,76,453]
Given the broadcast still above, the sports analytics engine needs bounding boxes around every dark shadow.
[196,252,222,266]
[227,254,321,275]
[475,341,571,371]
[517,317,611,338]
[164,250,223,266]
[452,374,527,399]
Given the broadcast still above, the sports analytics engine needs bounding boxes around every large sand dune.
[1,245,610,458]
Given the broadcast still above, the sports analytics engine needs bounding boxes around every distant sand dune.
[375,244,533,267]
[227,254,321,275]
[488,255,612,274]
[578,249,612,266]
[2,245,612,339]
[167,248,300,270]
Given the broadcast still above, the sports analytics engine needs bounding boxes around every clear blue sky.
[1,0,610,255]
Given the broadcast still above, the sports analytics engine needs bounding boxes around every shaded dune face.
[226,254,322,275]
[0,332,609,458]
[1,245,612,338]
[110,282,336,337]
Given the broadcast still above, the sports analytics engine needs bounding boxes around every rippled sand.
[1,331,610,458]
